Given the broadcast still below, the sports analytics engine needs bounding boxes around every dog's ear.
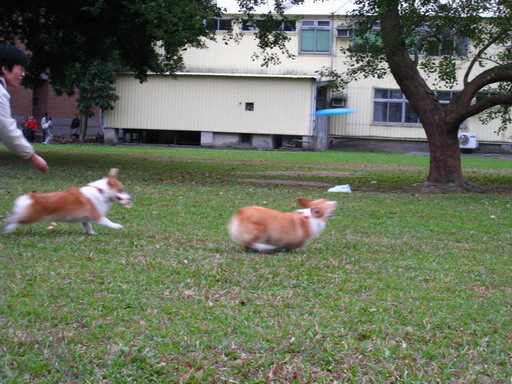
[108,168,119,178]
[297,198,311,208]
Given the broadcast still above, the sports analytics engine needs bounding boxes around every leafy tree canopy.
[0,0,223,92]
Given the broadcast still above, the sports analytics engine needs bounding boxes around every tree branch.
[450,65,512,120]
[412,33,440,67]
[464,94,512,118]
[463,29,510,86]
[379,2,439,114]
[467,65,512,91]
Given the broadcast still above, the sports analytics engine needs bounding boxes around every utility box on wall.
[458,132,478,149]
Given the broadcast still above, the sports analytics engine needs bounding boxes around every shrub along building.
[103,0,511,152]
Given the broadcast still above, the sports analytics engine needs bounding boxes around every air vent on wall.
[331,96,347,107]
[336,25,352,38]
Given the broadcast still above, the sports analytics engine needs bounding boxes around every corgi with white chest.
[3,168,131,235]
[228,198,337,252]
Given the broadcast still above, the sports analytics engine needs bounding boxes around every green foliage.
[74,60,119,117]
[334,0,512,115]
[0,145,511,383]
[0,0,223,88]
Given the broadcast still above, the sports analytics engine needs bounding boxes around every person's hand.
[29,153,49,174]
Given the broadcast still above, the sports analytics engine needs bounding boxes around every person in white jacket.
[0,44,48,173]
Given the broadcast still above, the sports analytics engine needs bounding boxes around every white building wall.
[106,74,315,136]
[181,17,351,76]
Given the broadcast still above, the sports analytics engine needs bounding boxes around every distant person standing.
[70,114,80,140]
[0,44,48,173]
[25,116,39,143]
[43,116,53,144]
[41,112,50,143]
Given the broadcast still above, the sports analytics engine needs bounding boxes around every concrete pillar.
[104,128,119,145]
[201,131,214,146]
[312,115,329,151]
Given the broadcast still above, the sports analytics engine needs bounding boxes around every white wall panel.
[106,75,315,136]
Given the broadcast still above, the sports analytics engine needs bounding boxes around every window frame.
[373,89,458,125]
[205,18,232,32]
[299,19,332,54]
[416,32,469,57]
[353,23,468,58]
[336,25,353,38]
[241,18,296,33]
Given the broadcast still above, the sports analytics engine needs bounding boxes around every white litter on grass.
[328,184,352,193]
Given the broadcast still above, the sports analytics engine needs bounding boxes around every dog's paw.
[110,223,124,230]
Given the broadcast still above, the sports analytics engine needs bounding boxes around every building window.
[276,20,296,32]
[300,20,331,54]
[351,22,381,54]
[373,89,418,124]
[436,90,459,102]
[373,89,458,124]
[417,32,468,57]
[241,19,296,32]
[205,18,232,32]
[353,24,468,57]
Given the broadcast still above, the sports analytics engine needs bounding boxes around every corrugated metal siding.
[466,115,510,143]
[106,75,314,136]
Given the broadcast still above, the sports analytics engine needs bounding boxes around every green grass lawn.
[1,145,511,383]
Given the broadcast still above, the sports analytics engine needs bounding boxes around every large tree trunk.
[422,123,478,190]
[378,5,480,191]
[426,127,464,183]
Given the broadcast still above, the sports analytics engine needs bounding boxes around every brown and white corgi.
[2,168,131,235]
[228,198,337,252]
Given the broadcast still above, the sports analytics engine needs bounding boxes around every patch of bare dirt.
[237,178,331,187]
[139,153,425,171]
[410,182,490,193]
[234,171,358,177]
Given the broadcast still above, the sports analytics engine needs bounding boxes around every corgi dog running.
[228,198,337,252]
[3,168,131,235]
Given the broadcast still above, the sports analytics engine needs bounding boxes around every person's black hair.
[0,44,28,71]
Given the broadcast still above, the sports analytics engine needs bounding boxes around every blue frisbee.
[314,108,357,116]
